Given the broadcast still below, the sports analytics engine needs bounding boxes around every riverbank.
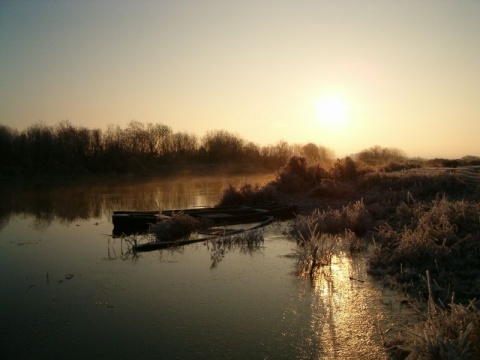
[273,165,480,358]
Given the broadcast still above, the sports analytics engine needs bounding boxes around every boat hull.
[112,202,297,236]
[132,216,275,252]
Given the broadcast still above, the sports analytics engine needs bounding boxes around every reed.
[345,228,367,253]
[294,220,338,278]
[394,271,480,359]
[290,199,372,237]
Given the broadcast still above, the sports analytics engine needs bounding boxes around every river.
[0,175,411,359]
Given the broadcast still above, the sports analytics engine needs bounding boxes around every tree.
[0,125,17,166]
[301,143,334,167]
[200,130,245,162]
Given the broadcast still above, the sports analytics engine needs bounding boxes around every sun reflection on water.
[309,253,389,359]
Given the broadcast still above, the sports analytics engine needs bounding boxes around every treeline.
[0,120,335,177]
[2,120,478,179]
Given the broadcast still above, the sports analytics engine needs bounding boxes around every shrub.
[343,198,372,236]
[357,145,407,166]
[273,156,330,192]
[331,156,358,181]
[216,182,277,206]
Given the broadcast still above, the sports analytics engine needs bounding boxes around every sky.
[1,0,479,159]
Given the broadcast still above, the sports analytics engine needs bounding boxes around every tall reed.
[295,220,338,278]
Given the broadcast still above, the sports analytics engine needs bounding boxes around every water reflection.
[207,231,265,269]
[0,174,273,232]
[104,236,139,262]
[107,228,267,270]
[301,252,414,359]
[0,175,415,359]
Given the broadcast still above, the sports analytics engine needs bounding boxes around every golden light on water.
[308,254,388,359]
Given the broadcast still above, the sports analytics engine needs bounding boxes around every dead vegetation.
[368,194,480,306]
[222,153,480,359]
[294,221,338,278]
[148,212,212,242]
[216,182,277,206]
[385,271,480,359]
[114,151,479,359]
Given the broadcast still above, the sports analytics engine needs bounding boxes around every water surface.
[0,176,410,359]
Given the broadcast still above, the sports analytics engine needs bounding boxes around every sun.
[314,95,348,128]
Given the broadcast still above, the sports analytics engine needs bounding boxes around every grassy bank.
[221,156,480,358]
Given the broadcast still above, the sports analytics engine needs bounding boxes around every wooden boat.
[112,202,297,236]
[132,216,274,252]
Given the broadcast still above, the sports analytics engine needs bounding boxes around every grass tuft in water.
[294,219,338,279]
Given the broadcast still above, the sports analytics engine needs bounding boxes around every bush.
[331,157,358,181]
[357,145,407,166]
[216,182,277,207]
[274,156,330,192]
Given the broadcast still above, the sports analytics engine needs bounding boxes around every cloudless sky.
[1,0,479,158]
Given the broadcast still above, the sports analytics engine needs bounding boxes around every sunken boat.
[112,202,297,236]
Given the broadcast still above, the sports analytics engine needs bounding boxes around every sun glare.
[314,96,348,129]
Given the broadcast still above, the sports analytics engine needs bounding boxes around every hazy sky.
[1,1,479,158]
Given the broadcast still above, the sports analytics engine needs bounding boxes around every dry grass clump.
[345,228,367,253]
[292,208,343,238]
[295,221,338,278]
[369,195,480,304]
[216,182,277,206]
[291,198,372,237]
[389,271,480,359]
[148,212,212,242]
[344,198,372,236]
